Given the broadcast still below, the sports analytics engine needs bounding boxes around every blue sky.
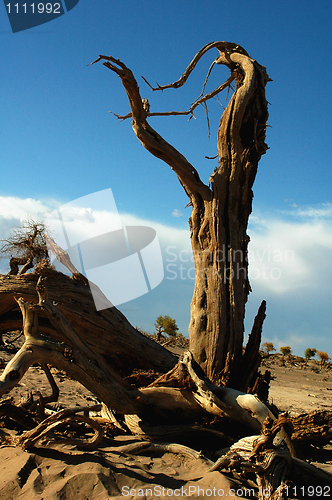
[1,0,332,357]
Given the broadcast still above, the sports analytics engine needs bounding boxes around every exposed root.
[0,398,38,429]
[208,414,332,495]
[0,405,104,450]
[118,440,213,466]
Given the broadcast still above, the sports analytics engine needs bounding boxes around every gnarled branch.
[90,54,211,206]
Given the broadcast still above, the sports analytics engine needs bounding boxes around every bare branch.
[195,59,217,102]
[142,41,248,91]
[91,42,260,210]
[112,75,234,122]
[112,109,194,121]
[45,234,82,276]
[92,55,211,204]
[203,102,211,139]
[16,406,104,450]
[190,76,234,109]
[88,54,127,71]
[0,219,49,264]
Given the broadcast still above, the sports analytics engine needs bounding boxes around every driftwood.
[291,410,332,443]
[0,275,274,430]
[0,404,103,450]
[0,275,282,440]
[109,417,332,497]
[118,440,213,465]
[0,273,331,495]
[208,415,332,497]
[0,271,176,377]
[1,274,330,438]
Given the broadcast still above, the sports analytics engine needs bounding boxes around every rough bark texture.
[189,50,269,387]
[1,44,330,491]
[0,274,278,435]
[0,270,176,377]
[91,42,269,388]
[291,410,332,443]
[210,415,332,496]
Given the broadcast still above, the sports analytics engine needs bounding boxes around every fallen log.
[1,273,331,492]
[209,415,332,497]
[290,410,332,443]
[0,275,277,434]
[0,270,177,377]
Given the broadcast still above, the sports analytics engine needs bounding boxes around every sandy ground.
[266,358,332,415]
[0,346,331,499]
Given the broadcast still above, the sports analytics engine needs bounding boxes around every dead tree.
[0,272,176,378]
[0,220,49,276]
[1,274,331,490]
[0,44,331,490]
[0,274,277,430]
[0,43,272,429]
[91,41,270,389]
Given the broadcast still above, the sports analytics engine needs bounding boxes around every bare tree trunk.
[190,52,269,387]
[91,42,269,387]
[7,257,33,275]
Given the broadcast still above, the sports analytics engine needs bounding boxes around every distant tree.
[304,348,317,365]
[155,315,179,341]
[261,342,275,355]
[280,346,292,365]
[316,351,330,368]
[0,219,49,275]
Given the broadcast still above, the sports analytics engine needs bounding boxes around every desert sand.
[0,345,331,499]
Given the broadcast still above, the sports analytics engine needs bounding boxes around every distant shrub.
[261,342,275,355]
[317,351,330,368]
[155,315,179,341]
[280,346,291,356]
[280,346,291,364]
[304,348,317,364]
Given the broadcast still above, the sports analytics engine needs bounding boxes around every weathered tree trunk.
[1,45,331,490]
[0,275,277,436]
[8,257,33,276]
[189,51,269,387]
[91,42,269,387]
[0,271,176,377]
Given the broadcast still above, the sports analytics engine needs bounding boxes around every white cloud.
[0,195,49,221]
[248,217,332,294]
[2,195,331,300]
[292,202,332,219]
[1,195,331,356]
[171,209,183,218]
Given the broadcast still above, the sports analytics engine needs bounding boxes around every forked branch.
[112,75,233,122]
[90,53,216,205]
[141,41,248,91]
[90,42,268,209]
